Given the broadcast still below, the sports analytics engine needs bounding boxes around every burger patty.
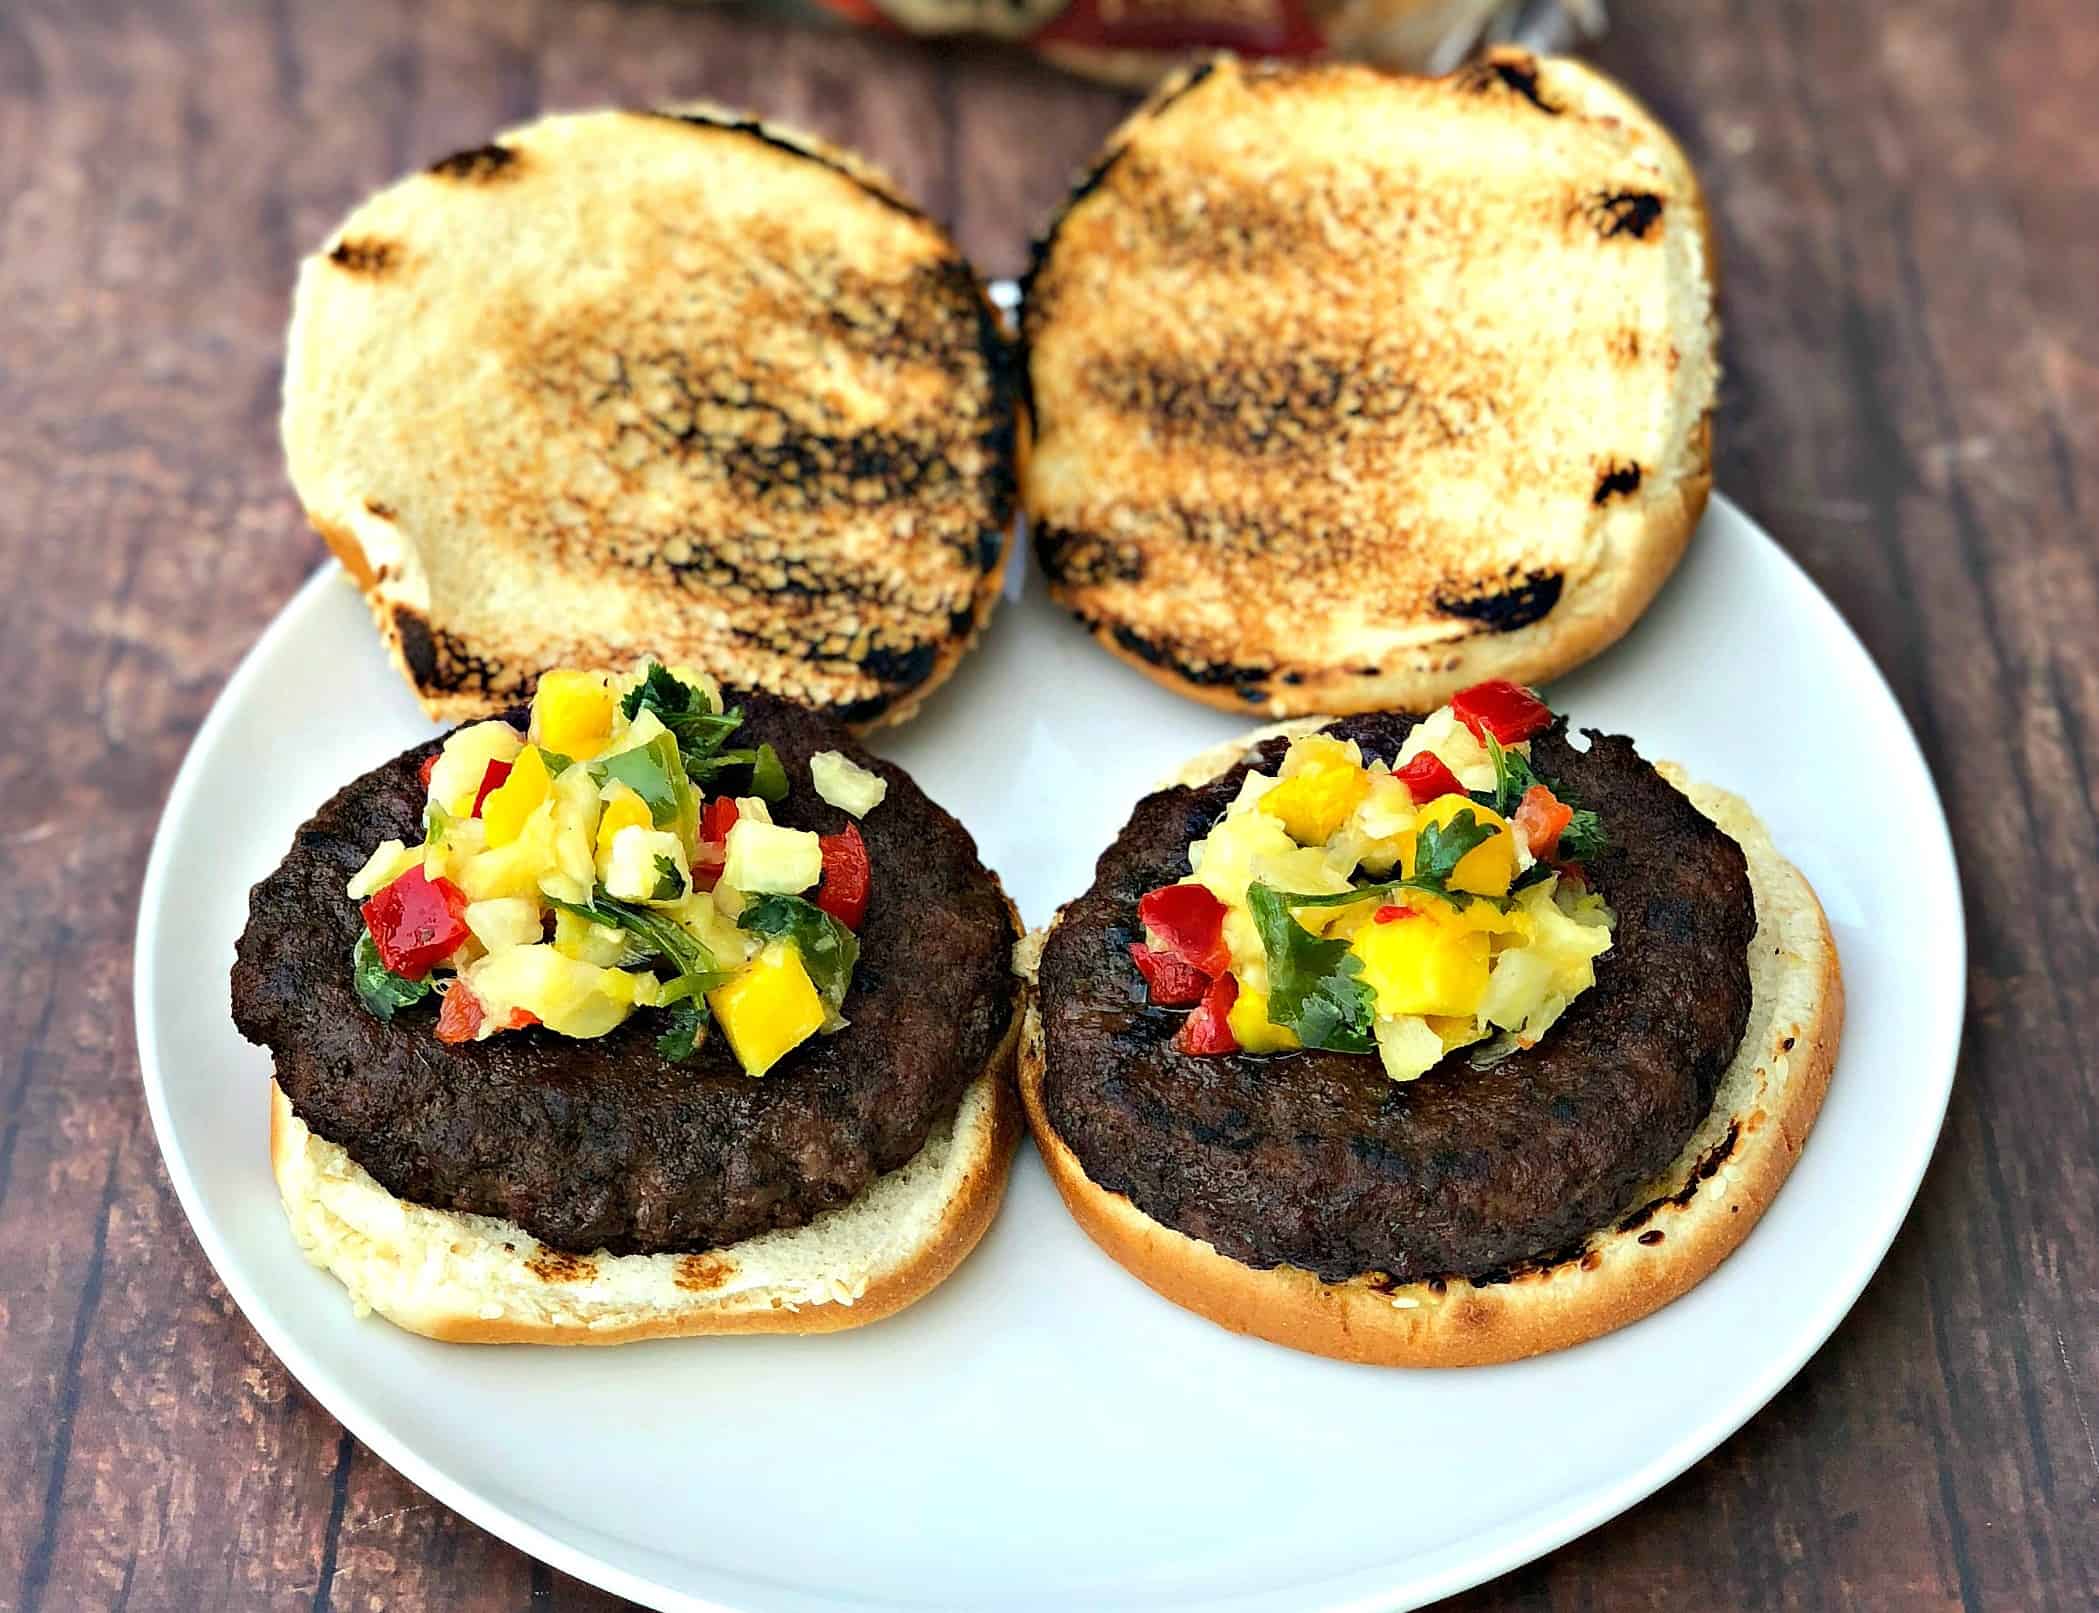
[1036,713,1755,1284]
[233,694,1019,1257]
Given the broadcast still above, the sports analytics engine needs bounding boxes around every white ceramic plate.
[137,493,1961,1612]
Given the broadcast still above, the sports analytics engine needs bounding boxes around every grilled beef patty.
[233,694,1019,1257]
[1036,714,1755,1284]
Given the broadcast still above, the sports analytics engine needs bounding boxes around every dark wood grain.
[0,0,2091,1607]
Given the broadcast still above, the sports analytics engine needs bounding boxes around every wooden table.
[4,0,2093,1606]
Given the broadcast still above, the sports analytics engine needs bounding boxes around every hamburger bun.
[1020,50,1718,718]
[270,1014,1022,1345]
[1018,736,1840,1367]
[284,107,1016,733]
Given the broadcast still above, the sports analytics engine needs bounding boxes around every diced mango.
[1403,796,1516,898]
[481,746,552,847]
[1226,985,1301,1053]
[532,669,615,760]
[595,786,652,869]
[709,942,825,1077]
[1349,914,1491,1019]
[428,721,524,819]
[1259,760,1372,847]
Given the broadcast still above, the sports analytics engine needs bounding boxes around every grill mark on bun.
[1107,624,1273,695]
[327,237,398,275]
[674,1253,733,1292]
[427,142,521,182]
[1589,189,1665,240]
[1078,352,1458,458]
[525,1248,597,1283]
[1435,569,1564,632]
[1036,526,1146,586]
[1460,55,1561,114]
[1594,460,1645,503]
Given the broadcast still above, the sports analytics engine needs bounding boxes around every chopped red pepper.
[418,753,439,790]
[1137,882,1232,977]
[434,982,484,1043]
[503,1007,540,1031]
[1452,679,1553,744]
[1129,942,1208,1006]
[815,822,871,930]
[1513,783,1575,859]
[1173,972,1241,1056]
[1393,752,1466,805]
[693,796,741,892]
[361,865,470,980]
[469,757,513,818]
[1373,904,1419,924]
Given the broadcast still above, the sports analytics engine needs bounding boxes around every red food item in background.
[1129,942,1207,1006]
[1137,882,1231,976]
[434,983,484,1043]
[469,758,513,817]
[503,1007,540,1031]
[1452,679,1553,744]
[1173,972,1241,1056]
[1373,904,1418,924]
[1513,784,1575,859]
[1393,752,1466,805]
[815,823,871,930]
[418,753,438,789]
[361,866,470,980]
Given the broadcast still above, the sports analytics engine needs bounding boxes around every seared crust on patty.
[1034,712,1755,1285]
[232,696,1021,1258]
[1020,52,1717,716]
[285,107,1017,732]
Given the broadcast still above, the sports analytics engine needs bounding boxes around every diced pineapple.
[809,750,888,817]
[464,897,542,953]
[346,839,418,899]
[1227,985,1301,1053]
[1349,914,1491,1018]
[708,943,825,1077]
[1404,796,1516,898]
[427,721,524,819]
[722,818,822,894]
[531,669,615,761]
[464,944,638,1038]
[481,747,553,848]
[1374,1014,1447,1083]
[1395,707,1498,794]
[553,908,635,967]
[547,762,601,892]
[604,825,692,904]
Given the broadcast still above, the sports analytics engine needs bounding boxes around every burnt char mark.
[391,606,509,699]
[1462,56,1560,115]
[327,237,398,275]
[860,639,939,690]
[1594,461,1645,504]
[1615,1121,1743,1231]
[647,110,925,223]
[1037,525,1145,587]
[427,141,519,182]
[1107,624,1272,697]
[391,605,435,686]
[1436,570,1563,633]
[524,1248,596,1283]
[1591,190,1664,240]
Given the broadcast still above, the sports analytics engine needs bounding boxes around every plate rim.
[133,492,1965,1613]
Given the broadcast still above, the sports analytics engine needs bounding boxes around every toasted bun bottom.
[1019,750,1841,1367]
[271,1013,1021,1345]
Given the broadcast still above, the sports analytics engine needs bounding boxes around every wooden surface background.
[3,0,2094,1607]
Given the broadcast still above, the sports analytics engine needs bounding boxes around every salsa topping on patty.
[1128,681,1617,1081]
[345,662,887,1076]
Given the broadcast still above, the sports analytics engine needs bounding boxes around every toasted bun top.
[285,107,1015,728]
[1021,51,1717,711]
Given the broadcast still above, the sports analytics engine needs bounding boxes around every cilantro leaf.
[1557,809,1609,863]
[621,662,696,722]
[1411,808,1498,895]
[422,798,451,847]
[622,663,746,762]
[655,998,706,1061]
[1245,884,1378,1052]
[593,733,693,830]
[351,932,432,1021]
[1480,732,1536,818]
[738,893,859,1024]
[546,893,714,980]
[650,854,687,902]
[685,741,788,804]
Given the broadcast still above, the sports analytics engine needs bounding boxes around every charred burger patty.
[233,695,1019,1258]
[1036,712,1755,1285]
